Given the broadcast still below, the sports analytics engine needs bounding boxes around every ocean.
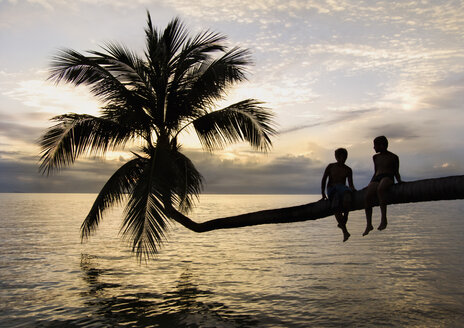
[1,193,463,327]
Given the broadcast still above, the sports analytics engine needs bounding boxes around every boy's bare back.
[326,163,352,186]
[373,151,399,177]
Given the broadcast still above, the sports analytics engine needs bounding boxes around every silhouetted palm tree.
[39,13,276,260]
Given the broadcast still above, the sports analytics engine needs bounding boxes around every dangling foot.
[362,225,373,236]
[343,231,351,242]
[377,220,387,231]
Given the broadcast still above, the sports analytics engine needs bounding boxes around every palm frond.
[38,114,133,174]
[49,48,99,85]
[170,150,204,213]
[184,47,253,110]
[143,15,173,124]
[88,42,146,89]
[144,12,160,63]
[192,99,277,152]
[81,156,147,240]
[170,30,226,83]
[49,49,129,103]
[120,153,170,261]
[162,17,188,62]
[165,31,227,127]
[100,103,153,136]
[96,44,157,109]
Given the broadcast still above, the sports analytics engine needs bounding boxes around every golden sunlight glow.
[6,79,101,116]
[385,85,422,112]
[103,150,134,161]
[400,93,419,111]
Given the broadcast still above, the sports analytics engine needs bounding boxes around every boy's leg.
[342,211,348,225]
[335,211,344,228]
[331,192,340,209]
[335,212,350,242]
[363,182,377,236]
[342,191,352,220]
[377,178,393,230]
[342,211,350,242]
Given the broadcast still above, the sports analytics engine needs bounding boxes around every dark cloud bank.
[1,147,462,194]
[0,151,328,194]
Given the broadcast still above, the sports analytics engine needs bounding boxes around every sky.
[0,0,463,194]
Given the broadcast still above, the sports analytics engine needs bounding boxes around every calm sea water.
[0,193,463,327]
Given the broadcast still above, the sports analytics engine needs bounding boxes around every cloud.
[0,153,125,193]
[1,139,461,194]
[0,146,328,194]
[0,149,322,194]
[2,78,101,115]
[365,123,420,141]
[0,120,44,143]
[281,107,377,134]
[221,78,318,113]
[420,73,464,110]
[398,151,464,182]
[186,150,326,194]
[1,0,154,12]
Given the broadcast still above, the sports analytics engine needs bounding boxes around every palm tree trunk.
[169,175,464,233]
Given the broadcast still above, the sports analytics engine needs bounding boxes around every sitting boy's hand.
[322,192,328,200]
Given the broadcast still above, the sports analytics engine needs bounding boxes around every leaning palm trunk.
[170,175,464,232]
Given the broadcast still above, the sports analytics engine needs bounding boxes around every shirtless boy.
[363,136,402,236]
[321,148,356,242]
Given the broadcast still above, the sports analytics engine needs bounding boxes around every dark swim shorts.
[371,173,394,183]
[327,184,351,201]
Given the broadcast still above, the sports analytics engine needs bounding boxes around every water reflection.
[80,254,122,296]
[77,253,259,327]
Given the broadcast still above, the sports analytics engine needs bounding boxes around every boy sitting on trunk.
[321,148,356,242]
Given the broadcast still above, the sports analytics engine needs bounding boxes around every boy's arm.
[321,165,330,199]
[371,155,378,179]
[348,167,356,191]
[394,154,402,183]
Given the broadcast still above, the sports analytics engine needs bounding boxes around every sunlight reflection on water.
[0,193,463,327]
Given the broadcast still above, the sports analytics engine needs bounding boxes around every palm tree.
[39,13,276,260]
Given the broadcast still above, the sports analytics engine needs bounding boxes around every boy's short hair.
[374,136,388,148]
[335,148,348,158]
